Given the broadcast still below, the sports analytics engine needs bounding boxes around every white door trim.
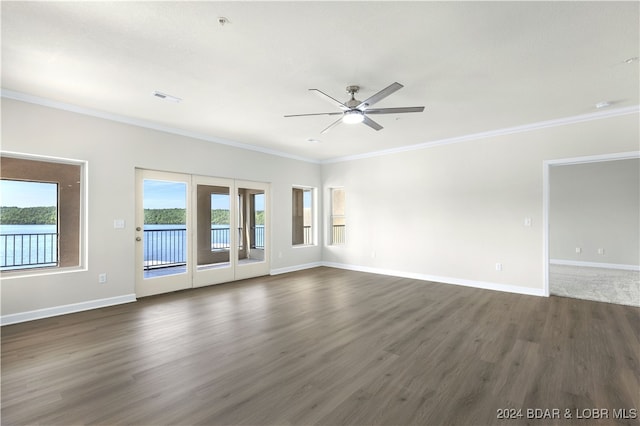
[542,151,640,297]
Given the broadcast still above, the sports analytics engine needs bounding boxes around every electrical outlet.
[598,248,605,255]
[495,263,503,271]
[576,247,582,254]
[98,273,107,283]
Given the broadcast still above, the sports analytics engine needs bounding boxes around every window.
[0,154,84,272]
[292,187,314,245]
[330,188,345,245]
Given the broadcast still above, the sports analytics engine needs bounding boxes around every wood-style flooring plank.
[2,267,639,425]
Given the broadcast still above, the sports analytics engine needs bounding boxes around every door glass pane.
[254,193,265,249]
[238,188,265,264]
[237,194,243,252]
[197,185,230,270]
[143,179,187,278]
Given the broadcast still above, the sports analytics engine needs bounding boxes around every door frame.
[135,169,271,297]
[542,151,640,297]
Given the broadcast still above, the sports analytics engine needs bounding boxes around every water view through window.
[0,180,58,270]
[143,179,188,277]
[141,178,268,279]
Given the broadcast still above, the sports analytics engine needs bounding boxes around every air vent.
[152,91,182,103]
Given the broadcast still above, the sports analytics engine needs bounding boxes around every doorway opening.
[543,152,639,306]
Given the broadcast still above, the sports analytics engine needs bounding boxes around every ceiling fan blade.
[364,106,425,114]
[309,89,349,111]
[320,116,344,134]
[362,115,383,131]
[356,82,404,110]
[284,112,343,117]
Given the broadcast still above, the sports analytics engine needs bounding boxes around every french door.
[135,169,269,298]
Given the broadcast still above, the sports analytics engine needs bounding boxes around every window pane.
[303,189,313,245]
[293,187,314,246]
[0,180,58,270]
[331,188,345,245]
[331,188,345,217]
[1,156,82,271]
[292,188,304,245]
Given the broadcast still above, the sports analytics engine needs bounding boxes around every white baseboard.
[550,259,640,271]
[322,262,546,297]
[3,259,551,326]
[270,262,323,275]
[1,294,137,326]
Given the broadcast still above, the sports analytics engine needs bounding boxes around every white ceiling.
[2,1,638,162]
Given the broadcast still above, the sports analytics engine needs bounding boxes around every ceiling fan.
[284,82,425,134]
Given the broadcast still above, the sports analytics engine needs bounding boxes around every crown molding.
[322,105,640,164]
[3,89,637,166]
[0,89,320,164]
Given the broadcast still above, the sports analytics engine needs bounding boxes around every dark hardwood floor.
[2,267,639,425]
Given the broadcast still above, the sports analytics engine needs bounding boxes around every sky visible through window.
[143,180,187,209]
[0,180,57,207]
[2,180,265,210]
[303,190,312,209]
[143,180,264,210]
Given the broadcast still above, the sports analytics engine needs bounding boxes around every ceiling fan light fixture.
[342,110,364,124]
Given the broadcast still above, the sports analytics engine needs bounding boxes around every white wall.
[1,98,322,318]
[321,113,639,293]
[2,97,638,321]
[549,158,639,266]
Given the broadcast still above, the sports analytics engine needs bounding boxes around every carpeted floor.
[550,264,640,307]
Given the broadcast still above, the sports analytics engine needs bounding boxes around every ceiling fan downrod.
[345,86,361,108]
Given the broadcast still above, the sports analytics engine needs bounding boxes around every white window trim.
[0,151,88,278]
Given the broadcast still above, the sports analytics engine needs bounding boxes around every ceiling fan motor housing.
[346,85,360,94]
